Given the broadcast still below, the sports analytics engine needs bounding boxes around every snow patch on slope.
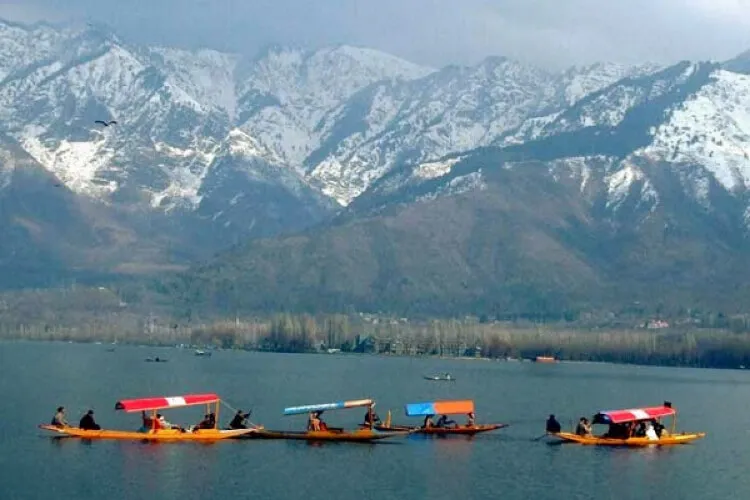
[21,134,116,195]
[412,157,464,180]
[151,47,240,117]
[605,162,658,210]
[416,170,486,203]
[150,139,222,209]
[640,69,750,192]
[561,62,663,105]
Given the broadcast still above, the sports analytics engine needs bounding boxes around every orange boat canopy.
[114,394,220,413]
[405,400,474,416]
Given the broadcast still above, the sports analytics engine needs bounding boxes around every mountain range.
[3,19,750,317]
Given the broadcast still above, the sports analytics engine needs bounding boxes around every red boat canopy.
[593,406,676,424]
[114,394,220,413]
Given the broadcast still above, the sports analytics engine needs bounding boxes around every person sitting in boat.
[308,411,327,431]
[317,412,329,431]
[195,413,215,430]
[575,417,589,436]
[229,410,251,429]
[634,422,647,437]
[654,419,669,437]
[584,418,592,435]
[363,404,381,426]
[466,412,476,427]
[645,421,659,440]
[157,413,181,431]
[605,423,629,439]
[140,411,154,432]
[79,410,101,430]
[435,415,456,428]
[50,406,68,428]
[308,412,320,431]
[422,414,434,429]
[546,414,561,434]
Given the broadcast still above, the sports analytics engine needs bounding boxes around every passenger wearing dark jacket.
[79,410,101,430]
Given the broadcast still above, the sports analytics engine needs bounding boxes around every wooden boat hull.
[371,423,507,435]
[552,431,706,446]
[38,425,256,441]
[248,428,407,442]
[423,377,455,381]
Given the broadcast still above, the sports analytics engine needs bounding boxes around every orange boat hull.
[552,431,706,446]
[38,424,257,441]
[372,423,507,435]
[249,428,407,442]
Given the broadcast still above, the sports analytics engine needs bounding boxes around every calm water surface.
[2,341,750,499]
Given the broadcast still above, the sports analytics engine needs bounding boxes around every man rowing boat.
[363,403,381,426]
[230,410,251,429]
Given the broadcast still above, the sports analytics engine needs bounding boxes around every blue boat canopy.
[283,399,373,416]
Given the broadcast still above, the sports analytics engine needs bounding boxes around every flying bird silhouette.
[95,120,117,127]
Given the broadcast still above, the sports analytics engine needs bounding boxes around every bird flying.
[95,120,117,127]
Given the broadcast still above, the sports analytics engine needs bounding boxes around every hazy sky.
[2,0,750,69]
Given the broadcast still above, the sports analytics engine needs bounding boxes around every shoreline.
[5,336,749,372]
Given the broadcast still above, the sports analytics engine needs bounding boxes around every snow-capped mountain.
[4,17,750,292]
[0,19,662,213]
[348,55,750,247]
[304,58,659,204]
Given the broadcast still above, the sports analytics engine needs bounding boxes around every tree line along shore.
[2,310,750,370]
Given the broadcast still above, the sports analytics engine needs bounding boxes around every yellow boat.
[39,393,260,441]
[552,402,705,446]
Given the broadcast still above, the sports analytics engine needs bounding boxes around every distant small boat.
[194,350,212,357]
[424,374,455,381]
[145,357,168,363]
[535,356,557,363]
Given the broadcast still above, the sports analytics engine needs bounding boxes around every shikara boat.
[551,403,705,446]
[424,373,455,381]
[370,399,508,436]
[251,399,408,442]
[38,393,259,441]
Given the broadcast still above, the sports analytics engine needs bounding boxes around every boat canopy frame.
[114,394,222,432]
[283,399,377,430]
[589,402,677,435]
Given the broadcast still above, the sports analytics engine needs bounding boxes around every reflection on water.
[4,341,750,499]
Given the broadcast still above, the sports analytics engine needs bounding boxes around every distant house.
[645,319,670,329]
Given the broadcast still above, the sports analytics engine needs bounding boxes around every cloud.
[2,0,750,69]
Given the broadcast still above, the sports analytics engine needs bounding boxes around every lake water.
[2,341,750,499]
